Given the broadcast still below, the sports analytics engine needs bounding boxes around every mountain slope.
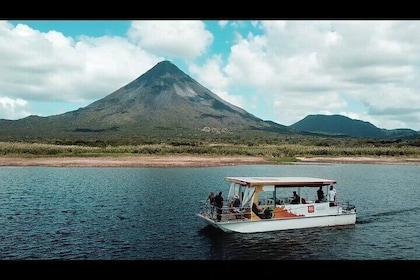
[0,60,290,143]
[290,114,419,139]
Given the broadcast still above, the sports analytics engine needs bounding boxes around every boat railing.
[199,198,356,222]
[199,201,253,221]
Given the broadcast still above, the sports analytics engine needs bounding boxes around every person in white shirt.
[328,185,337,206]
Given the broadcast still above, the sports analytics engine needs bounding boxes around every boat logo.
[308,205,314,213]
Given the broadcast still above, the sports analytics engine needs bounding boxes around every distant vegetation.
[1,135,419,159]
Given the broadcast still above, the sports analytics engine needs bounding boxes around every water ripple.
[0,164,419,260]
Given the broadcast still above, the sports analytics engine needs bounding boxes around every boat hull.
[197,212,356,233]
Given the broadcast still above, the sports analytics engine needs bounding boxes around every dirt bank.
[0,155,419,167]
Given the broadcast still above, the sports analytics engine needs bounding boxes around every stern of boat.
[341,201,357,214]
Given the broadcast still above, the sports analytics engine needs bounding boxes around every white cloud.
[0,20,163,118]
[189,55,245,109]
[1,20,420,131]
[127,20,213,59]
[200,20,420,130]
[218,21,228,28]
[0,97,30,119]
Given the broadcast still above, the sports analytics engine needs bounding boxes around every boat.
[197,176,357,233]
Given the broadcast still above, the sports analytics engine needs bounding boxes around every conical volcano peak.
[124,60,195,94]
[140,60,188,81]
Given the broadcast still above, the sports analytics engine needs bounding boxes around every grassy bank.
[1,141,419,159]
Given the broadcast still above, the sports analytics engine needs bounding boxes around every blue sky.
[1,20,420,131]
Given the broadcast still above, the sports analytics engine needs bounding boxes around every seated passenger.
[291,191,300,204]
[232,194,241,212]
[252,203,272,219]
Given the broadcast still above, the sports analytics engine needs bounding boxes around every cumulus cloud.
[192,20,420,130]
[127,20,213,59]
[1,20,420,131]
[0,97,30,120]
[0,20,164,118]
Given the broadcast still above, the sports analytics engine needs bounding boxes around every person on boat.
[252,203,272,219]
[316,186,325,203]
[231,194,244,218]
[291,191,300,204]
[328,185,337,206]
[214,191,224,222]
[232,194,241,212]
[207,192,216,216]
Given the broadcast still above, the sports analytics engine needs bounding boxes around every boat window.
[274,187,316,204]
[228,183,243,200]
[227,183,255,208]
[263,185,274,192]
[258,190,275,206]
[242,187,255,207]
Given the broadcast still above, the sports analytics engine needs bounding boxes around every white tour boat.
[197,176,357,233]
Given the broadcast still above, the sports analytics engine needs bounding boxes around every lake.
[0,163,419,262]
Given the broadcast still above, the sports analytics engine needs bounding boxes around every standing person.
[328,185,337,206]
[206,192,216,217]
[214,191,224,222]
[316,186,325,202]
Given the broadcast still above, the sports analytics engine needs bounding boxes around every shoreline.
[0,155,419,167]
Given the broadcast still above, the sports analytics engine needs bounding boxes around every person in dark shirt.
[232,194,241,208]
[291,191,300,204]
[231,194,242,218]
[252,203,272,219]
[214,192,224,222]
[316,186,325,203]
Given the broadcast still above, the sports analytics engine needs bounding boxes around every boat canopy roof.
[224,177,336,187]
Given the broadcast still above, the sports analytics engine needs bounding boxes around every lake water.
[0,163,419,261]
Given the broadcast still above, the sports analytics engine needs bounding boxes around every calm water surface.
[0,163,419,260]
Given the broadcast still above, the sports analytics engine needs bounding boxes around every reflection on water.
[199,223,358,260]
